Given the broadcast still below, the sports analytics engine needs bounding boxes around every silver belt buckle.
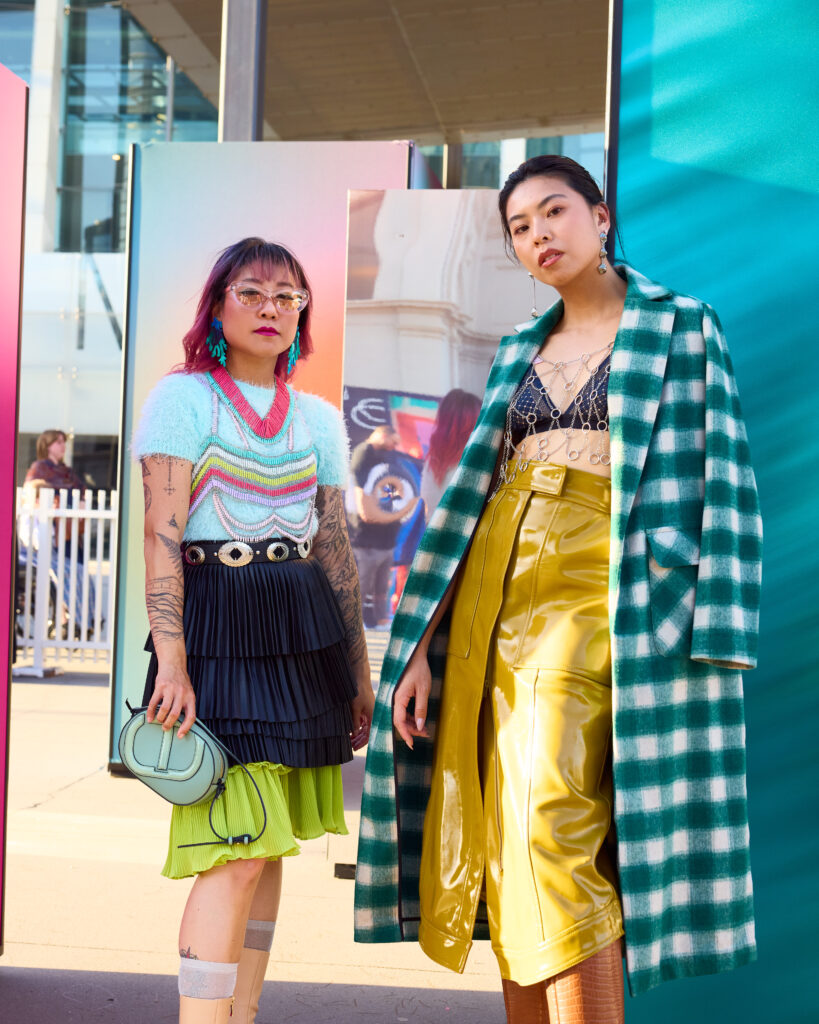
[266,541,290,563]
[218,540,253,567]
[183,544,206,566]
[297,539,312,559]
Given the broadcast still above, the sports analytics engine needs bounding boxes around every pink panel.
[0,63,27,955]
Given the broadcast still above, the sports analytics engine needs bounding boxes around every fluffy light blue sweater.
[131,372,349,542]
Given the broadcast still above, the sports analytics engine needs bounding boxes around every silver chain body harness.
[492,342,613,497]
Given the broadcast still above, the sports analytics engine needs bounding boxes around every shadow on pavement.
[0,967,505,1023]
[11,670,111,687]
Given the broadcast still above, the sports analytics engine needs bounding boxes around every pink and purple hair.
[426,388,482,484]
[179,237,314,380]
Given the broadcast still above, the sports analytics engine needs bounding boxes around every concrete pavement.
[0,642,505,1023]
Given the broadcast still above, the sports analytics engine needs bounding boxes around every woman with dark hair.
[356,158,762,1022]
[419,388,482,520]
[131,237,374,1024]
[26,430,85,493]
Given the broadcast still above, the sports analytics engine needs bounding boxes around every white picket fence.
[14,486,119,676]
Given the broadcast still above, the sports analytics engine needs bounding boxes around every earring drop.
[206,317,227,366]
[597,232,608,275]
[286,326,301,375]
[528,272,538,318]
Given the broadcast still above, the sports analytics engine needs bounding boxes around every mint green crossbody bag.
[118,703,267,848]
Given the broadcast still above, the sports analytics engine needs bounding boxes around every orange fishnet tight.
[501,939,624,1024]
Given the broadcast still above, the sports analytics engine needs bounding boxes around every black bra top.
[509,353,611,446]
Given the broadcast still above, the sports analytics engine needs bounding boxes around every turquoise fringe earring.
[287,327,301,375]
[207,317,227,366]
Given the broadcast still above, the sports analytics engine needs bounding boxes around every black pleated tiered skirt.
[142,551,358,878]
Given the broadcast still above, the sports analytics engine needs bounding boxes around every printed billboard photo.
[342,189,559,624]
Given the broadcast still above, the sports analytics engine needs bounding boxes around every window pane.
[57,3,217,252]
[0,3,35,82]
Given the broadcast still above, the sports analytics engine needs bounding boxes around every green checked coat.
[354,265,762,996]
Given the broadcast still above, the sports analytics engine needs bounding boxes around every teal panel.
[616,1,818,1021]
[651,0,819,194]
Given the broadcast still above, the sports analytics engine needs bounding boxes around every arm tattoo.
[146,576,184,643]
[313,487,368,670]
[142,459,153,511]
[156,531,183,573]
[148,454,189,466]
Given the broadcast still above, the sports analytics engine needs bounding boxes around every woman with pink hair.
[420,388,482,519]
[131,237,374,1023]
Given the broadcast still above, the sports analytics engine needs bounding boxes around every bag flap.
[119,713,208,781]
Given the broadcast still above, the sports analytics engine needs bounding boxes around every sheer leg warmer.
[232,919,276,1024]
[178,958,237,1023]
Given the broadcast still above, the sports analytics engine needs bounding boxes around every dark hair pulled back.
[498,155,615,259]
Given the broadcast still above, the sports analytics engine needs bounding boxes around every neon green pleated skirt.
[162,761,347,879]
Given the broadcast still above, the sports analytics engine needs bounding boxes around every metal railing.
[14,486,118,676]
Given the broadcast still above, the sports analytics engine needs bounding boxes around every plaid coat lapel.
[608,269,676,587]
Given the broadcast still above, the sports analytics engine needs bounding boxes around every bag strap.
[124,702,269,850]
[176,733,269,850]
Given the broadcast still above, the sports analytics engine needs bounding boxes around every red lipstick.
[538,249,563,268]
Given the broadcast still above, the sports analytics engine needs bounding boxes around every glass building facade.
[0,2,34,79]
[59,2,218,253]
[420,134,605,193]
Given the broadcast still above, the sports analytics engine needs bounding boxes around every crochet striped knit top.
[132,369,349,543]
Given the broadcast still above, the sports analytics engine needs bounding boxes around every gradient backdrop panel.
[614,2,818,1020]
[0,62,27,956]
[110,141,411,763]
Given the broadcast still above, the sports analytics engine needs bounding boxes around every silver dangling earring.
[597,232,608,275]
[528,272,538,318]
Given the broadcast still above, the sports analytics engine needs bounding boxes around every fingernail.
[416,718,425,731]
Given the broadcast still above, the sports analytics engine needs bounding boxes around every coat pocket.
[646,526,700,658]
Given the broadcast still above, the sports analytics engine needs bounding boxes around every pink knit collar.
[209,367,291,439]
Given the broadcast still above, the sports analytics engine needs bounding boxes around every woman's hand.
[146,659,196,737]
[350,673,376,751]
[393,647,432,750]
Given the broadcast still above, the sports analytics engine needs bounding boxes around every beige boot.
[178,995,234,1023]
[231,946,270,1024]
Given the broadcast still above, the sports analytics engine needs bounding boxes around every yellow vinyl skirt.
[418,461,623,986]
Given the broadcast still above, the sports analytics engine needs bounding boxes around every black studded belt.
[182,538,313,568]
